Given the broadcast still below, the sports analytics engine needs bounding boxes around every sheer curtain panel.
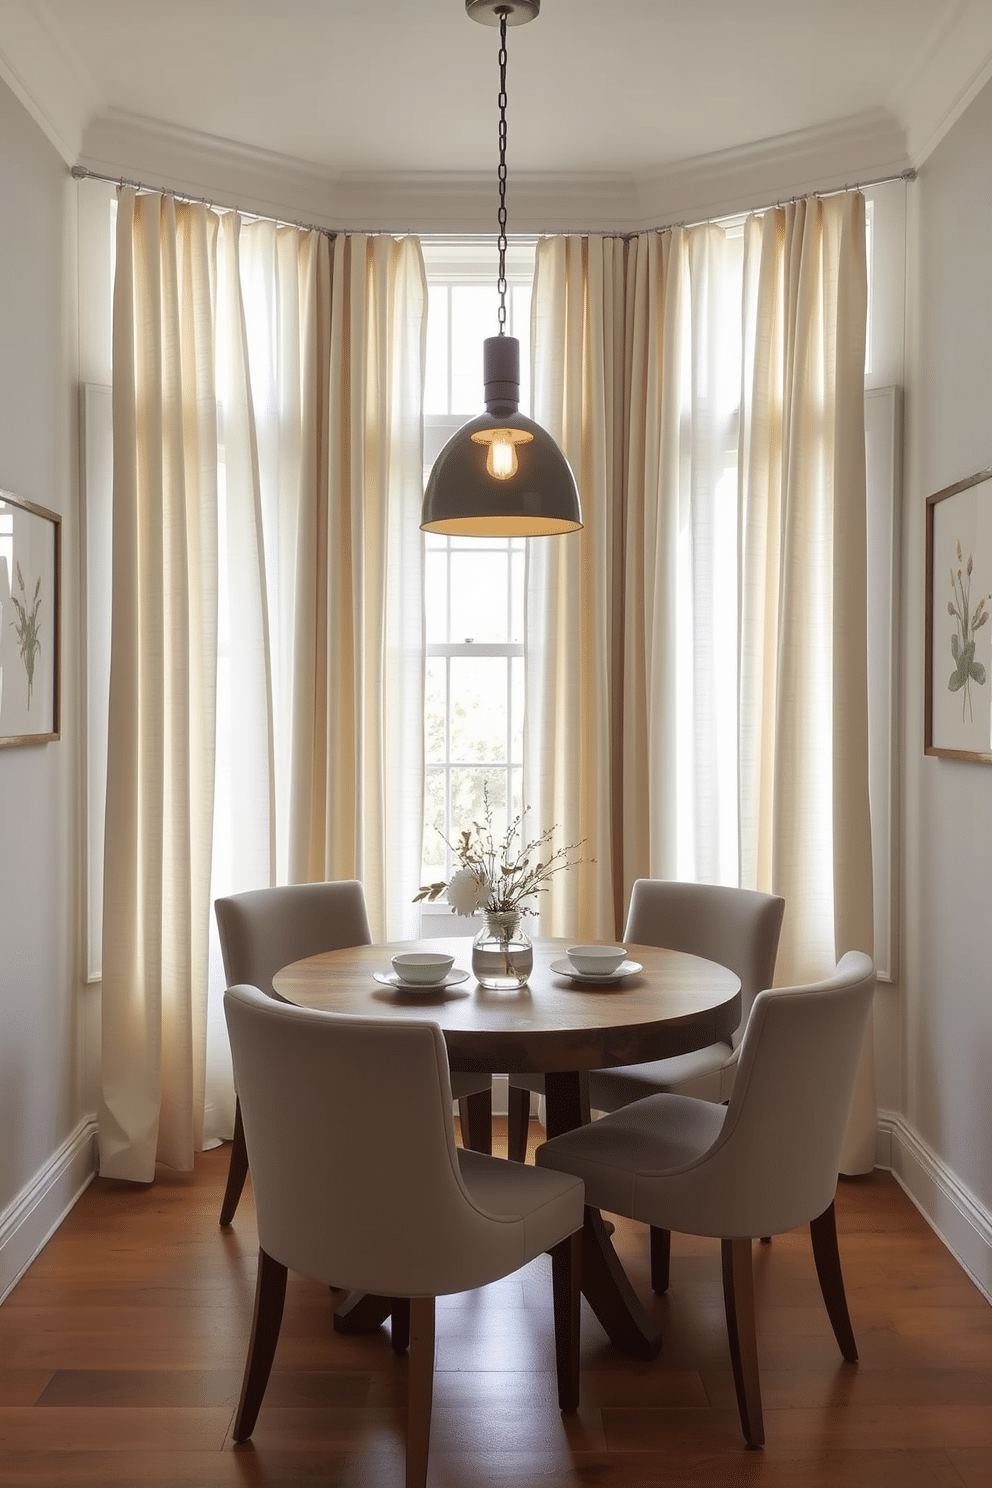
[737,194,875,1171]
[101,191,219,1180]
[525,236,626,938]
[527,195,875,1170]
[101,194,427,1180]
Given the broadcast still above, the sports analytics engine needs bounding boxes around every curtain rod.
[71,163,917,240]
[70,166,340,238]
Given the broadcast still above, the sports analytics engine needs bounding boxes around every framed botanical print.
[0,490,61,746]
[925,468,992,762]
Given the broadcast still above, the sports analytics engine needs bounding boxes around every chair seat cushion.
[457,1147,585,1262]
[589,1042,734,1110]
[535,1093,727,1223]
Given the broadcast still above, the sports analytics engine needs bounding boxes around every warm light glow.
[470,425,534,480]
[488,432,517,479]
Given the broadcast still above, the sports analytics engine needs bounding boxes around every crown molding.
[77,110,348,227]
[889,0,992,166]
[629,111,910,231]
[6,1,992,217]
[76,106,912,235]
[0,0,102,162]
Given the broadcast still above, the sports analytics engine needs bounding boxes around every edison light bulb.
[470,424,533,481]
[487,431,517,479]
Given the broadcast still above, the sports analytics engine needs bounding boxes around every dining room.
[1,2,991,1484]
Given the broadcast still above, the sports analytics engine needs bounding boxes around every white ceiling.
[3,0,992,230]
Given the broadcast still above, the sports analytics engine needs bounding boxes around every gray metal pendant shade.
[421,1,581,538]
[421,335,582,537]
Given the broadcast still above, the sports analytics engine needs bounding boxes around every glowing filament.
[470,425,534,481]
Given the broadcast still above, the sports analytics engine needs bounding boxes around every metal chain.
[496,8,509,335]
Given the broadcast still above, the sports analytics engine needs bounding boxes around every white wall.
[897,74,992,1295]
[0,74,95,1299]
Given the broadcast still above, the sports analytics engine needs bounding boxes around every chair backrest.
[214,881,372,997]
[675,951,876,1237]
[623,879,785,1041]
[223,983,530,1299]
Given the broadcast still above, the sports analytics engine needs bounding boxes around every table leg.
[544,1072,662,1361]
[332,1291,396,1334]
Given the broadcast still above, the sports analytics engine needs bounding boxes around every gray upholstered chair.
[508,880,784,1289]
[224,983,584,1487]
[215,880,492,1226]
[535,951,876,1448]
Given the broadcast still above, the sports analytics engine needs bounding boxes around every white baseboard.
[877,1109,992,1303]
[0,1116,99,1304]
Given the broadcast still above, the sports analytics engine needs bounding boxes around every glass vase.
[471,911,533,989]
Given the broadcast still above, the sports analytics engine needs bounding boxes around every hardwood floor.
[1,1122,990,1486]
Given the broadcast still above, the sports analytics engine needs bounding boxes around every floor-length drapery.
[525,235,626,938]
[286,234,427,939]
[527,194,876,1169]
[622,224,744,895]
[100,191,219,1180]
[102,196,427,1179]
[738,194,875,1171]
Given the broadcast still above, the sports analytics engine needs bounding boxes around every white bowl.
[391,951,455,985]
[567,944,627,977]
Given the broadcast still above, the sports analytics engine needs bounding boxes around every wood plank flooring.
[1,1121,990,1486]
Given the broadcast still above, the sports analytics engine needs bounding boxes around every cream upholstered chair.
[535,951,876,1448]
[215,881,492,1226]
[224,984,585,1488]
[507,879,784,1292]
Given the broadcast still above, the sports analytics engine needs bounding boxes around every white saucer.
[373,968,469,993]
[551,957,642,985]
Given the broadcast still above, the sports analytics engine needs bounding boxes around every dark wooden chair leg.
[233,1247,287,1441]
[219,1098,250,1227]
[649,1225,671,1294]
[390,1297,411,1355]
[506,1084,532,1163]
[721,1236,764,1448]
[407,1296,436,1488]
[809,1200,858,1361]
[551,1228,582,1413]
[458,1087,493,1155]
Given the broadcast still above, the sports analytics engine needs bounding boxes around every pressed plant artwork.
[0,489,61,746]
[9,560,43,709]
[926,470,992,761]
[946,540,990,722]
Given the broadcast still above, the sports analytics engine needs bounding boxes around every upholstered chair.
[508,880,784,1290]
[535,951,877,1448]
[215,881,492,1225]
[225,983,585,1487]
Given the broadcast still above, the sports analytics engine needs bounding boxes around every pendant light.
[421,0,582,537]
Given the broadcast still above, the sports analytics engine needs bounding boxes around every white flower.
[446,867,490,916]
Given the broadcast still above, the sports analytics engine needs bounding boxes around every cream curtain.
[738,194,875,1171]
[286,234,427,937]
[528,193,876,1170]
[525,236,626,938]
[622,224,744,893]
[102,194,427,1179]
[101,191,219,1179]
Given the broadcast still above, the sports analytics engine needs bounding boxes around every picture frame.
[0,489,61,746]
[925,468,992,762]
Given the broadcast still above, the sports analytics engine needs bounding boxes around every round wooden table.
[275,936,740,1359]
